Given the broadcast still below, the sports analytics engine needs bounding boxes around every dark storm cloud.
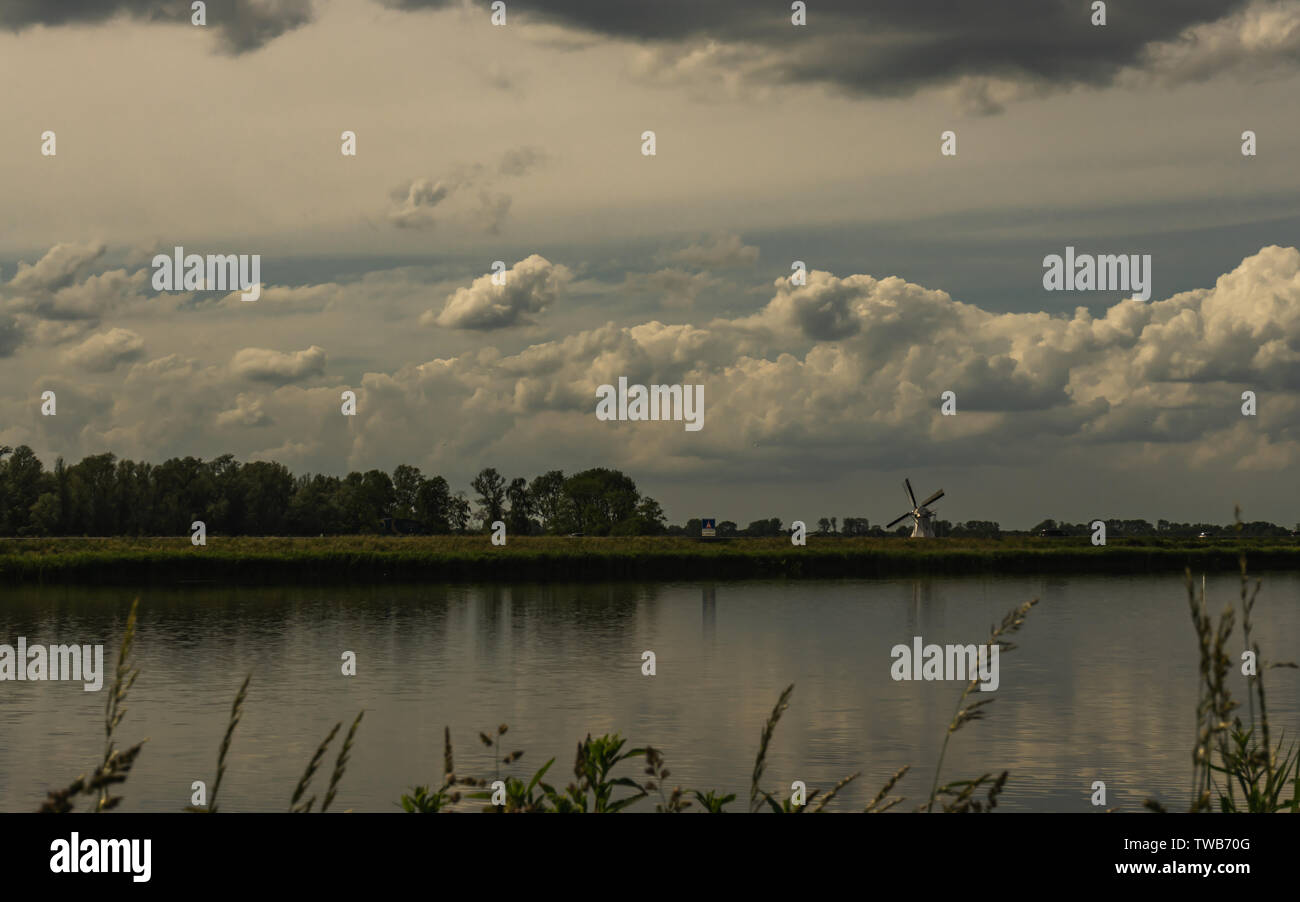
[381,0,1255,100]
[0,0,314,54]
[3,1,1267,86]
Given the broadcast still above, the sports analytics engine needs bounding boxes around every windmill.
[885,478,945,538]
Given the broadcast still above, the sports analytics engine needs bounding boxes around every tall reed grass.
[1145,510,1300,813]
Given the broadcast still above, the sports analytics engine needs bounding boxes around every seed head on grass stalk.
[926,598,1038,812]
[98,598,142,812]
[933,770,1008,813]
[1183,568,1237,811]
[198,673,251,814]
[322,711,364,813]
[291,722,341,813]
[40,741,146,813]
[644,746,692,813]
[809,772,860,813]
[750,684,794,813]
[865,765,910,813]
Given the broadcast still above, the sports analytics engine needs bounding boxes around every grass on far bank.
[2,532,1300,582]
[5,533,1300,583]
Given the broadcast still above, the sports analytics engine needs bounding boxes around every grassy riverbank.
[4,534,1300,583]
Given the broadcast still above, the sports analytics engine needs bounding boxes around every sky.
[2,0,1299,528]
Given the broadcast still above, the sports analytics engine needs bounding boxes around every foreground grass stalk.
[926,598,1038,812]
[98,598,141,812]
[205,674,251,813]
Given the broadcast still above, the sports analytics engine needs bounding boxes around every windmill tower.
[885,478,945,538]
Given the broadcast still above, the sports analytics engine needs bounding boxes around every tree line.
[811,517,1003,538]
[1027,518,1295,538]
[0,445,1293,538]
[0,446,666,537]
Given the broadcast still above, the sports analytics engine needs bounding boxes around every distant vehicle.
[1039,528,1066,537]
[1198,531,1213,539]
[566,532,584,537]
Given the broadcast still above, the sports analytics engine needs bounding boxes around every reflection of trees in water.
[15,580,663,676]
[901,578,937,637]
[702,584,716,642]
[37,584,470,680]
[5,584,144,642]
[457,582,658,665]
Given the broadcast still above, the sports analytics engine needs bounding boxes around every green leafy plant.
[689,789,736,813]
[400,727,470,813]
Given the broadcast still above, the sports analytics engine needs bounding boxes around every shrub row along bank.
[4,537,1300,584]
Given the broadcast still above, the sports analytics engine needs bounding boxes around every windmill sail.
[885,511,912,529]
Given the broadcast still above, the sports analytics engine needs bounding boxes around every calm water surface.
[2,573,1297,812]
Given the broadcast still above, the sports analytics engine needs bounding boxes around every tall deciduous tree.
[471,467,507,529]
[506,477,532,536]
